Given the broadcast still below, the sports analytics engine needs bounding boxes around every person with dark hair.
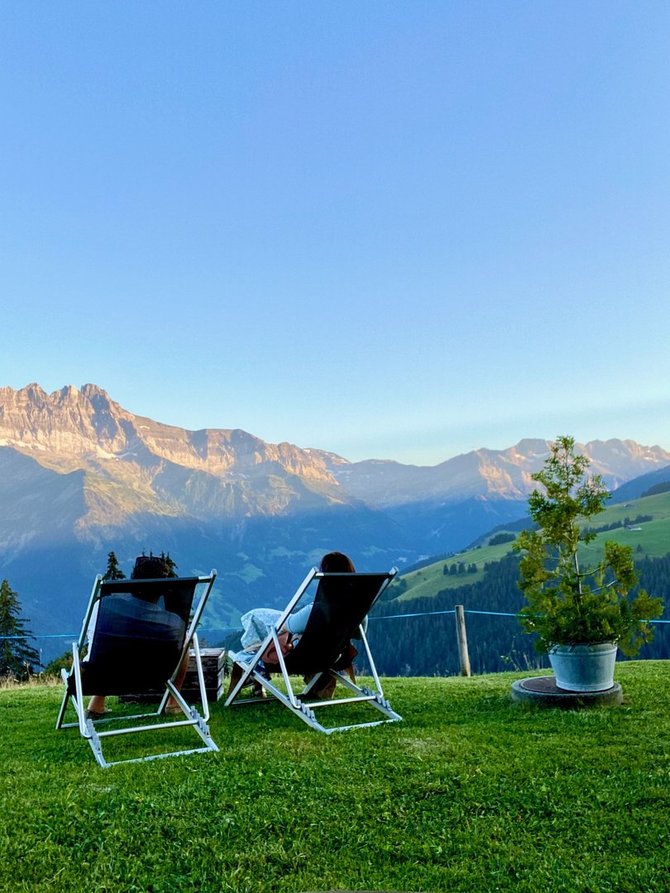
[239,552,358,647]
[283,551,357,638]
[86,553,183,718]
[319,552,355,573]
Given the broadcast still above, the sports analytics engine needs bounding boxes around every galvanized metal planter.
[548,642,618,692]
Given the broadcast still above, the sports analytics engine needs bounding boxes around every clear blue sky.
[2,1,669,465]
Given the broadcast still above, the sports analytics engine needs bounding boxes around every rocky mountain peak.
[0,383,341,494]
[328,437,670,508]
[0,383,133,467]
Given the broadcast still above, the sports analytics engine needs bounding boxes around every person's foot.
[305,676,337,700]
[85,707,111,720]
[165,702,184,715]
[87,695,108,715]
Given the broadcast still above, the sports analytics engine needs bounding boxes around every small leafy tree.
[43,650,73,678]
[515,436,663,655]
[103,551,126,580]
[0,579,41,679]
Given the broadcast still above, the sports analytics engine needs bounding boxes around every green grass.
[397,539,514,599]
[2,663,669,892]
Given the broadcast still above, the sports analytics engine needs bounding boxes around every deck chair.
[56,570,219,767]
[225,568,402,733]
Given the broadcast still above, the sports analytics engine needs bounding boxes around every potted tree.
[515,436,663,692]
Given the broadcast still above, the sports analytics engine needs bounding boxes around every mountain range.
[2,382,670,659]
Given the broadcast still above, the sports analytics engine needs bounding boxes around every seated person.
[233,551,363,698]
[86,553,186,718]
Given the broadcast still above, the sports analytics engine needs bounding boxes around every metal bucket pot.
[548,642,617,692]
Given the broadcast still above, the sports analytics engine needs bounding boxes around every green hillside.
[2,665,669,892]
[394,490,670,604]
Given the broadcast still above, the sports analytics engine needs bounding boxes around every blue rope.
[0,633,77,640]
[2,611,669,640]
[464,609,518,617]
[368,609,517,620]
[370,609,455,620]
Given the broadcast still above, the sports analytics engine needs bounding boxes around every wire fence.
[4,607,670,679]
[3,609,668,641]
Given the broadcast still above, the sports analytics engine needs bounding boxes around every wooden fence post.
[455,605,471,677]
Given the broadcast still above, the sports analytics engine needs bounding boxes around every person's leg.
[303,671,337,700]
[86,695,108,716]
[312,674,337,699]
[165,653,190,713]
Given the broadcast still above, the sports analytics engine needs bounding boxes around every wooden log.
[455,605,472,677]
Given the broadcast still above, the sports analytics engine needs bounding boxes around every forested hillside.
[366,553,670,676]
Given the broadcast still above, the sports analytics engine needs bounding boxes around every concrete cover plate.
[511,675,624,708]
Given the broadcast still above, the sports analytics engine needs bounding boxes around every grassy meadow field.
[1,662,669,893]
[394,490,670,604]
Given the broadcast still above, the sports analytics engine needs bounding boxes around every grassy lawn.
[1,663,669,892]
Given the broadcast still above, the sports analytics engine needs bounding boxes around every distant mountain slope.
[369,490,670,676]
[609,464,670,503]
[0,383,345,519]
[324,437,670,557]
[3,385,668,526]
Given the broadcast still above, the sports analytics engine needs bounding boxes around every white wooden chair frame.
[225,568,402,734]
[56,570,219,768]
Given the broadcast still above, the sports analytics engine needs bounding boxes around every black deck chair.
[56,571,219,767]
[225,568,402,733]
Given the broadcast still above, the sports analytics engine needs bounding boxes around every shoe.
[85,708,111,720]
[304,676,337,700]
[228,663,264,690]
[164,703,184,715]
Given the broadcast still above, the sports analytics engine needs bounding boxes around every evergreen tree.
[103,551,126,580]
[0,579,40,679]
[516,435,663,655]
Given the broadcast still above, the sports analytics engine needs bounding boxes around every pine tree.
[103,551,126,580]
[0,579,40,679]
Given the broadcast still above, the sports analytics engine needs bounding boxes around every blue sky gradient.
[2,1,669,464]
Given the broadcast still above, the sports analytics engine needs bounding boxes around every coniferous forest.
[365,553,670,677]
